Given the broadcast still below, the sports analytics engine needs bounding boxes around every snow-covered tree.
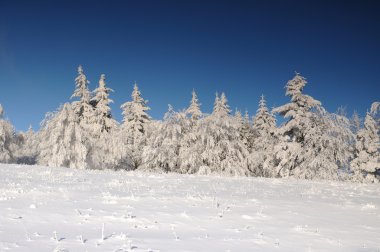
[71,65,96,135]
[234,109,243,125]
[86,74,120,170]
[186,90,202,121]
[249,95,277,176]
[252,95,276,136]
[143,105,189,172]
[180,93,249,176]
[350,110,362,134]
[272,73,350,180]
[371,102,380,126]
[38,103,88,169]
[350,102,380,183]
[212,92,231,117]
[71,66,91,116]
[0,105,16,163]
[89,127,126,170]
[240,110,254,149]
[119,83,151,169]
[91,74,117,133]
[235,109,254,149]
[14,126,38,164]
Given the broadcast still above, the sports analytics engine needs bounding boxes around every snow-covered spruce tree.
[241,110,254,148]
[181,93,250,176]
[142,105,189,172]
[249,95,277,177]
[38,103,88,169]
[327,111,355,170]
[252,95,276,137]
[234,109,244,126]
[14,126,38,164]
[272,73,351,180]
[88,74,119,169]
[91,74,117,133]
[71,65,96,133]
[0,104,16,163]
[89,127,126,170]
[186,90,202,122]
[235,109,254,150]
[350,102,380,183]
[213,92,230,117]
[350,110,362,134]
[119,83,151,169]
[178,91,203,173]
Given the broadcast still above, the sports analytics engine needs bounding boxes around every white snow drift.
[0,164,379,251]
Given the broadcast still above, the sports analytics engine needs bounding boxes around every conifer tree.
[186,90,202,121]
[240,110,254,150]
[250,95,277,176]
[87,74,119,169]
[70,65,96,135]
[181,93,249,176]
[253,95,276,135]
[71,66,91,116]
[350,110,362,134]
[120,83,151,169]
[0,104,16,163]
[234,109,243,125]
[38,103,87,169]
[350,102,380,182]
[235,109,253,149]
[15,125,38,164]
[91,74,117,133]
[212,92,231,117]
[272,73,350,179]
[143,105,188,172]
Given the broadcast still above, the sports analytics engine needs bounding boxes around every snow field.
[0,164,380,251]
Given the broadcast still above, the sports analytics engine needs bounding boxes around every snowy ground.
[0,164,379,252]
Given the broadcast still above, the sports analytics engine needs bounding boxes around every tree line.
[0,66,379,182]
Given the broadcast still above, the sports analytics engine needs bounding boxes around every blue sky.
[0,0,379,131]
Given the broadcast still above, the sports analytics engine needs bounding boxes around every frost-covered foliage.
[350,102,380,183]
[180,93,250,176]
[350,110,362,134]
[0,105,16,163]
[234,109,243,124]
[272,74,354,180]
[143,105,189,172]
[89,128,125,170]
[212,92,231,117]
[178,94,203,173]
[38,103,88,169]
[14,126,38,164]
[71,65,96,141]
[91,74,117,133]
[186,90,202,121]
[249,95,277,177]
[252,95,276,136]
[119,83,151,169]
[235,109,254,149]
[86,74,119,170]
[2,67,377,182]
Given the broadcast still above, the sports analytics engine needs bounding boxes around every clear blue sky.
[0,0,379,131]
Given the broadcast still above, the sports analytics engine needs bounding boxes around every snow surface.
[0,164,379,252]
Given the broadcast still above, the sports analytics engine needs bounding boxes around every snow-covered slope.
[0,164,379,252]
